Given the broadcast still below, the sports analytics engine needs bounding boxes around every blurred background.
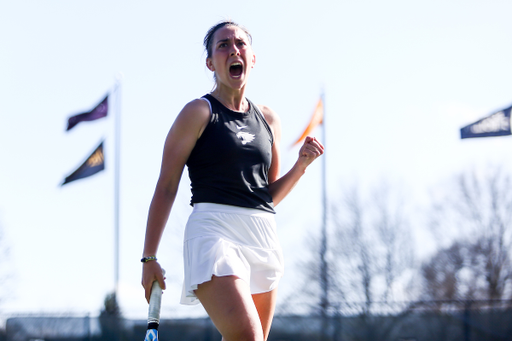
[1,0,512,340]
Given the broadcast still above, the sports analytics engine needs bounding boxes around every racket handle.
[147,269,165,325]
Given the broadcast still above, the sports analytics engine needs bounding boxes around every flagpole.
[114,73,123,298]
[291,93,328,335]
[319,90,329,341]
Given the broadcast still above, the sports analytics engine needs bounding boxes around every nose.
[230,44,240,56]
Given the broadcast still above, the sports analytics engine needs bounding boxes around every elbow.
[272,198,282,207]
[268,187,284,207]
[154,178,179,202]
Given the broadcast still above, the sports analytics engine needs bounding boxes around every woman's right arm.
[141,99,210,302]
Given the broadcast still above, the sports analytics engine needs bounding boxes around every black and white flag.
[460,105,511,139]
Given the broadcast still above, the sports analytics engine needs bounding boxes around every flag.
[62,141,105,185]
[460,105,511,139]
[293,98,324,146]
[66,95,108,131]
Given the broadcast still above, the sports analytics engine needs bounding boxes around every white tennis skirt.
[180,203,284,305]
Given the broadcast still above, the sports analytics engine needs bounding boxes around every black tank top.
[186,94,275,213]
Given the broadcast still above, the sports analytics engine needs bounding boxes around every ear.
[206,58,215,72]
[251,54,256,68]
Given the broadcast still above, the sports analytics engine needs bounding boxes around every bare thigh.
[194,275,278,341]
[252,288,278,340]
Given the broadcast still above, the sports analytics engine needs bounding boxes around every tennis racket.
[144,269,165,341]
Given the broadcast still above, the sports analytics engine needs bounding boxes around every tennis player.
[141,20,324,341]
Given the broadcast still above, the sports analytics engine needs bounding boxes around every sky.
[1,0,512,321]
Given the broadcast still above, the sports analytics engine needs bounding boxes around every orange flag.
[293,98,324,146]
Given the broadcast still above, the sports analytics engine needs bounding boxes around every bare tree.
[422,167,512,300]
[372,183,413,303]
[290,180,416,340]
[421,242,465,302]
[424,166,512,301]
[330,182,415,312]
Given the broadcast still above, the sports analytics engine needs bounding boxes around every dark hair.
[203,20,252,58]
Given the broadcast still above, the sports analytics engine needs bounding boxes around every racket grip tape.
[147,269,165,325]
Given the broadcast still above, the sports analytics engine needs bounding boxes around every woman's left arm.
[259,105,325,206]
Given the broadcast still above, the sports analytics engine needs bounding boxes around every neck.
[211,86,248,112]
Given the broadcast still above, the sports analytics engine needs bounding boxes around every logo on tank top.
[236,125,255,145]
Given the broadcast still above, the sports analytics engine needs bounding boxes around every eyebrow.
[216,37,246,45]
[216,38,230,45]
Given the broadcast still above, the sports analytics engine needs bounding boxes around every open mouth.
[229,62,243,77]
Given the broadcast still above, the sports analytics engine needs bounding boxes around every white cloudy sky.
[1,0,512,320]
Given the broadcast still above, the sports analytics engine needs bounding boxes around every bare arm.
[141,99,210,302]
[259,105,324,206]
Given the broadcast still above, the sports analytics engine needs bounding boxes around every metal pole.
[319,91,329,340]
[114,74,123,296]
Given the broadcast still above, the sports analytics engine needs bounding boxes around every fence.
[2,300,512,341]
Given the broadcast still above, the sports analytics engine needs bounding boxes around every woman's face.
[206,25,255,91]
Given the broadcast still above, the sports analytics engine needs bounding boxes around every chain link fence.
[2,300,512,341]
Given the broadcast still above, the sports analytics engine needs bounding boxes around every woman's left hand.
[298,136,324,169]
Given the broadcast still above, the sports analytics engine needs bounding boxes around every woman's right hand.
[141,260,166,303]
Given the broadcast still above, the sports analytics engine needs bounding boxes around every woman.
[141,20,324,341]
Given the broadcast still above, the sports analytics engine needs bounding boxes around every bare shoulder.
[180,98,211,120]
[174,98,211,138]
[257,104,281,127]
[257,104,281,142]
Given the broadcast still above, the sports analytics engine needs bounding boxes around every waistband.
[192,203,274,217]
